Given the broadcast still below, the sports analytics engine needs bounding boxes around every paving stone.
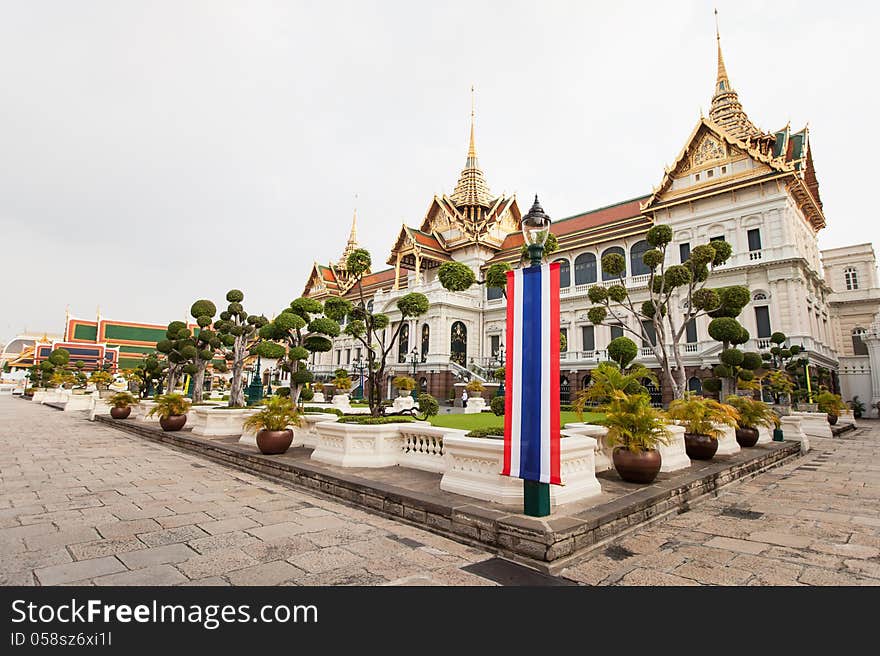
[287,547,366,574]
[35,556,126,585]
[176,549,260,580]
[704,536,769,555]
[812,542,880,559]
[616,568,701,586]
[798,566,876,586]
[242,536,316,562]
[24,527,101,552]
[747,530,814,549]
[672,561,753,585]
[97,518,163,539]
[226,561,303,586]
[68,537,146,560]
[92,564,189,586]
[187,531,260,554]
[156,512,214,529]
[138,525,209,548]
[246,521,310,541]
[118,543,197,569]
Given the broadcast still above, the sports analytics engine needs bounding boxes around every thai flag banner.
[502,261,561,485]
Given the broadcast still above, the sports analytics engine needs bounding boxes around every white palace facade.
[302,32,880,413]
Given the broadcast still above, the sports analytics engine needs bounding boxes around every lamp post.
[266,365,274,397]
[352,356,366,401]
[246,355,263,405]
[521,195,553,518]
[494,344,506,397]
[409,347,419,401]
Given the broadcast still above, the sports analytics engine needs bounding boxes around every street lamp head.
[522,195,551,248]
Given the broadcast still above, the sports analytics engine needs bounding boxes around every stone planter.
[779,415,810,453]
[311,421,406,468]
[657,424,690,472]
[190,407,259,437]
[392,394,416,413]
[284,413,339,448]
[312,392,325,403]
[31,390,48,403]
[713,423,741,456]
[564,423,612,472]
[331,393,351,413]
[791,412,833,439]
[89,398,113,421]
[440,434,602,507]
[64,393,95,412]
[463,397,486,414]
[138,401,160,424]
[757,425,772,444]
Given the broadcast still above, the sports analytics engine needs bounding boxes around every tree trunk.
[167,367,179,395]
[192,361,207,404]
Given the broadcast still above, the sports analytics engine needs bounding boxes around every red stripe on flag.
[549,262,562,485]
[503,269,515,477]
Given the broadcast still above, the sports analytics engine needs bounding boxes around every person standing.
[461,389,468,408]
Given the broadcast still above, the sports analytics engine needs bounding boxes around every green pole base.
[524,480,551,517]
[773,427,784,442]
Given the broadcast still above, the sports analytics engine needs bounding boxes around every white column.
[863,313,880,418]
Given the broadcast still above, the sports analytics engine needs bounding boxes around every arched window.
[845,267,860,290]
[398,324,409,363]
[852,328,868,356]
[487,285,503,301]
[554,259,571,288]
[421,324,430,362]
[450,321,467,366]
[753,292,768,302]
[629,240,652,276]
[560,376,571,405]
[688,377,702,395]
[419,377,428,392]
[574,253,597,286]
[601,246,626,281]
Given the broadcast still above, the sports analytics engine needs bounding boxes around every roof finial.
[348,195,358,245]
[714,9,729,93]
[468,85,477,159]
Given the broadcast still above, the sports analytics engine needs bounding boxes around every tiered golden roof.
[336,209,360,270]
[708,21,762,141]
[450,100,493,208]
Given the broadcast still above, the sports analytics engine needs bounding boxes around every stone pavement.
[560,422,880,585]
[2,397,879,586]
[0,398,495,586]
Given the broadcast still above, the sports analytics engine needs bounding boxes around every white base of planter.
[463,398,486,414]
[440,434,602,507]
[64,394,95,412]
[89,399,113,421]
[312,393,325,403]
[283,413,338,449]
[714,424,741,456]
[757,425,772,444]
[792,412,833,439]
[780,416,810,453]
[190,407,259,437]
[31,391,47,403]
[137,401,160,424]
[392,395,416,413]
[657,425,691,473]
[563,423,612,472]
[311,421,405,468]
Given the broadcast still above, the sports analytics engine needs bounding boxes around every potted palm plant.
[816,391,846,426]
[242,396,301,455]
[392,375,417,398]
[667,394,739,460]
[601,391,670,484]
[108,391,139,420]
[147,393,191,431]
[850,396,865,419]
[725,395,779,447]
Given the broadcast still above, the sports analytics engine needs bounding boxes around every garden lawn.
[428,411,604,431]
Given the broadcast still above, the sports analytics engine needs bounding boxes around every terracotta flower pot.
[735,427,759,447]
[256,429,293,455]
[684,432,718,460]
[110,406,132,420]
[160,414,187,431]
[827,414,838,426]
[612,448,662,484]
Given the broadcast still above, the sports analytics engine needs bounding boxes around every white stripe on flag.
[510,267,523,478]
[540,263,551,484]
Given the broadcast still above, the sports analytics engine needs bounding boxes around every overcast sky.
[2,0,878,343]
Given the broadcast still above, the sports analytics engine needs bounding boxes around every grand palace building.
[301,32,880,412]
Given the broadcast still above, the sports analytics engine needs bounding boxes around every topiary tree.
[417,393,440,421]
[212,290,267,407]
[188,299,218,403]
[586,224,737,400]
[125,354,168,398]
[155,321,199,394]
[608,336,639,369]
[255,296,339,404]
[325,248,429,417]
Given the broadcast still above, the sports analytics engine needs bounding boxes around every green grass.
[428,411,604,431]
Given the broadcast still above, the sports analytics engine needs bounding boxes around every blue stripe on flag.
[519,265,542,481]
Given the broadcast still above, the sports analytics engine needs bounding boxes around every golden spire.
[708,10,761,141]
[715,9,729,95]
[337,199,361,270]
[468,85,476,159]
[451,86,492,208]
[348,205,358,245]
